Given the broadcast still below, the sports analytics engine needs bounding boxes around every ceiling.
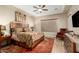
[14,5,65,16]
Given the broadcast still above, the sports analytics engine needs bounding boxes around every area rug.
[0,38,54,53]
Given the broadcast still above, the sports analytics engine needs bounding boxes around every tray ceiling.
[14,5,65,16]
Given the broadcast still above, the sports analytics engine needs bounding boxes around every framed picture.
[15,11,26,22]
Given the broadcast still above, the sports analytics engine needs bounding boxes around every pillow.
[15,28,23,33]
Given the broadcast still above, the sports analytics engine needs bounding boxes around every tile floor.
[52,38,66,53]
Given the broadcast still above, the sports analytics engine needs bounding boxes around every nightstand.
[0,35,12,48]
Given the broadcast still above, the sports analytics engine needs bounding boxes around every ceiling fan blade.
[42,9,48,11]
[42,5,45,8]
[33,10,37,12]
[33,6,38,9]
[38,5,41,7]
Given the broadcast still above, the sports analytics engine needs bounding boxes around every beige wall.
[26,15,35,28]
[67,5,79,34]
[0,6,35,35]
[0,6,15,35]
[34,13,68,32]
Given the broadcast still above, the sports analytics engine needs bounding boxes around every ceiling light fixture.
[38,9,42,13]
[33,5,48,13]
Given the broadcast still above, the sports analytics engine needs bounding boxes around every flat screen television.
[72,11,79,27]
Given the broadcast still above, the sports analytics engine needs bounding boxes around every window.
[41,19,58,32]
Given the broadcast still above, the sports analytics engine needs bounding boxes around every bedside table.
[0,35,12,48]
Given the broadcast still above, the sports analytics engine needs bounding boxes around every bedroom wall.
[35,13,68,32]
[26,15,35,28]
[67,5,79,34]
[0,5,35,35]
[34,13,68,37]
[0,6,15,35]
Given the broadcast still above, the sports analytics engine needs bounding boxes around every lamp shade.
[10,22,16,28]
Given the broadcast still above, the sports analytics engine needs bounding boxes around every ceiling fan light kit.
[33,5,48,13]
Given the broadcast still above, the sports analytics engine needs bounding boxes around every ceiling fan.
[33,5,48,13]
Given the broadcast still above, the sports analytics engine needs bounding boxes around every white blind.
[41,19,57,32]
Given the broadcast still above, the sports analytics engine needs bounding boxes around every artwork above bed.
[15,11,26,23]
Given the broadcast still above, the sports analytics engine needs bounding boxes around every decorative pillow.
[15,28,23,33]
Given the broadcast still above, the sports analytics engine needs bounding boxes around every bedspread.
[12,32,44,48]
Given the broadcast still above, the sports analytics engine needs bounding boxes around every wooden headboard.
[10,21,30,36]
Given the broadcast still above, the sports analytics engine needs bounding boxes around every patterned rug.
[0,38,54,53]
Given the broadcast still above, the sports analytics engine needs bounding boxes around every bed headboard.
[10,21,30,36]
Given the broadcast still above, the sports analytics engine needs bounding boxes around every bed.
[10,22,44,49]
[12,32,44,49]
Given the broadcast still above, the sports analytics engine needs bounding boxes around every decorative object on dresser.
[0,25,6,36]
[56,28,67,40]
